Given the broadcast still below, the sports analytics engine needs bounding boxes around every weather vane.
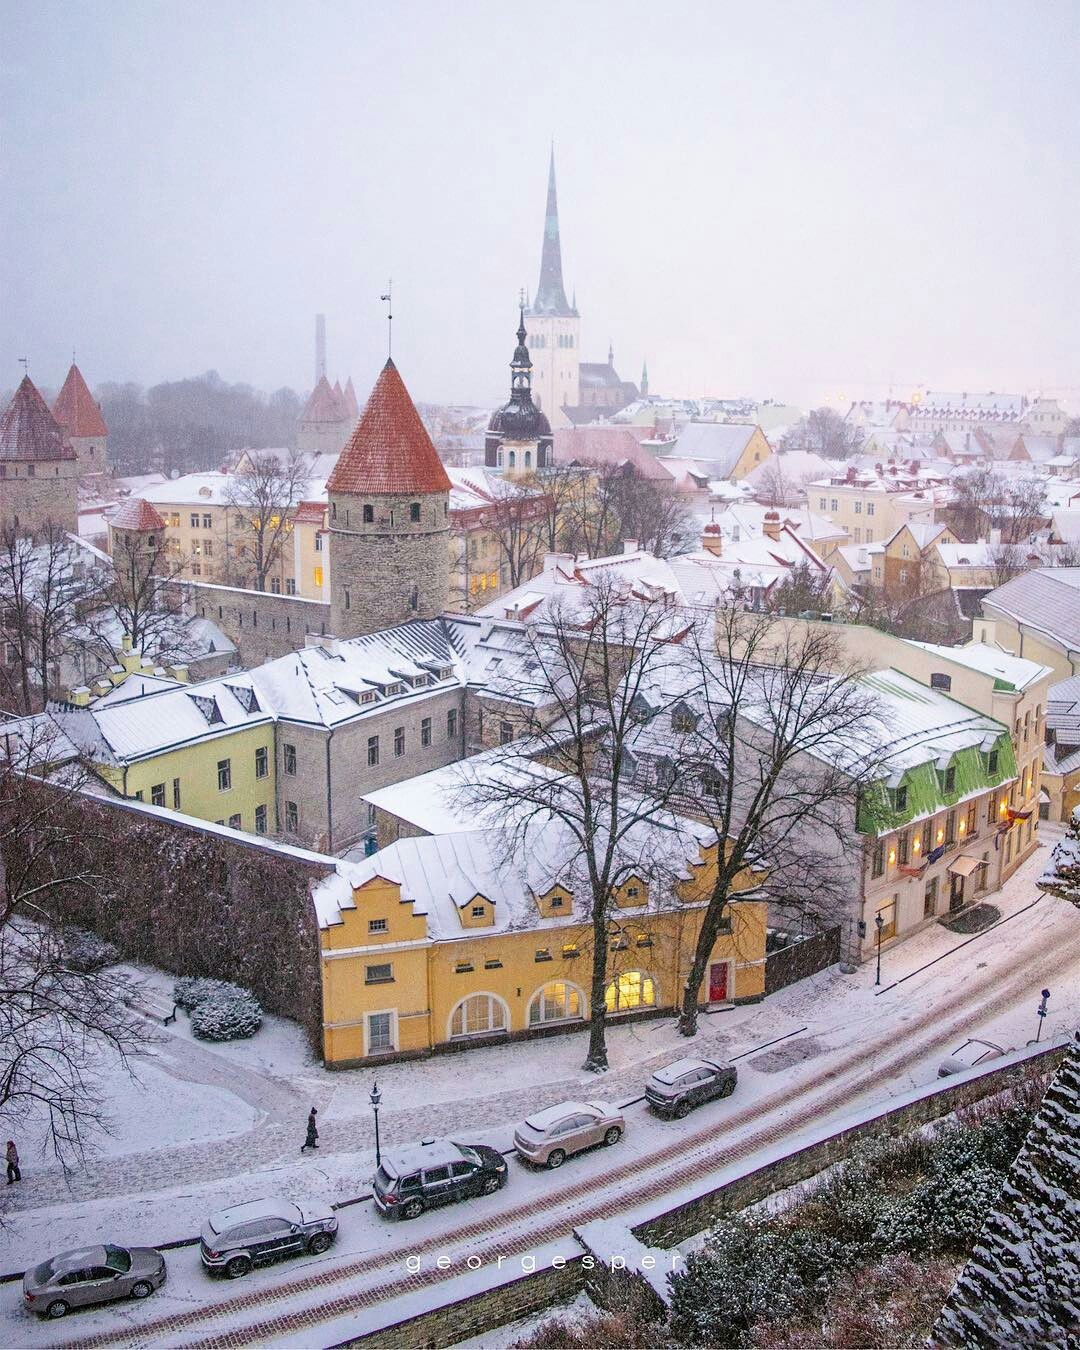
[380,280,393,358]
[17,357,28,378]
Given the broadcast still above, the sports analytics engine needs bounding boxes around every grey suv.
[646,1056,737,1117]
[373,1139,508,1219]
[200,1198,337,1277]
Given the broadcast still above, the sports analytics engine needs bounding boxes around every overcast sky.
[3,0,1079,411]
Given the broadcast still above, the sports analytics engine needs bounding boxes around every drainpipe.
[325,728,334,853]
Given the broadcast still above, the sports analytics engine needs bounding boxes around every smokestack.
[315,313,327,384]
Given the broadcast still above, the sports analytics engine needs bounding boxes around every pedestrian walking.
[301,1107,319,1153]
[5,1140,20,1184]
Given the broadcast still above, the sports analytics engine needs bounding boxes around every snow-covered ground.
[0,833,1075,1347]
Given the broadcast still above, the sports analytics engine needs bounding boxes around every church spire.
[641,359,649,398]
[532,148,577,318]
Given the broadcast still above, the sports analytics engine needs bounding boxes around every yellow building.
[57,670,278,837]
[316,825,767,1067]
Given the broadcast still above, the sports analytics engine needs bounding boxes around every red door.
[709,962,729,1002]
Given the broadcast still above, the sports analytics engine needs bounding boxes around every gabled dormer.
[459,893,495,929]
[615,875,648,908]
[535,885,573,919]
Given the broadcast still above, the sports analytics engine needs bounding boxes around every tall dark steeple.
[531,148,577,318]
[485,308,553,472]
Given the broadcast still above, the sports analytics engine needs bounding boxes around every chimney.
[763,510,782,541]
[315,313,327,384]
[167,663,190,683]
[700,524,723,556]
[68,686,91,707]
[543,551,575,572]
[623,539,639,555]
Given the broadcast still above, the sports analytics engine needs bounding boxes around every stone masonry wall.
[178,578,331,664]
[0,462,79,536]
[329,490,449,637]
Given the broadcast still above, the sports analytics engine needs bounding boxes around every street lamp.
[370,1080,382,1169]
[874,912,884,987]
[1034,989,1051,1044]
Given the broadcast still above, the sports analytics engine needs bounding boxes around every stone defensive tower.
[53,362,108,473]
[326,358,451,637]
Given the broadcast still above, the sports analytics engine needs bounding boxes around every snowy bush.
[62,925,121,972]
[173,976,262,1040]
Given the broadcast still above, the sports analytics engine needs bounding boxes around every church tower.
[326,359,451,637]
[526,150,580,428]
[485,308,553,476]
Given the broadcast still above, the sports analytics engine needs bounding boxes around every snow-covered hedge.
[62,926,121,972]
[173,976,263,1041]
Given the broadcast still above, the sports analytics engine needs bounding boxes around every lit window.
[313,565,323,587]
[605,971,656,1012]
[529,982,582,1025]
[450,994,507,1039]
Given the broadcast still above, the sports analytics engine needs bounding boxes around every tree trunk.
[678,897,728,1037]
[582,895,610,1072]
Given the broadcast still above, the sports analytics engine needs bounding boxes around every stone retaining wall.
[765,924,841,995]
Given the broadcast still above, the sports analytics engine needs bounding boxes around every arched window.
[529,981,583,1026]
[508,450,516,468]
[605,971,656,1013]
[524,450,532,468]
[449,993,508,1040]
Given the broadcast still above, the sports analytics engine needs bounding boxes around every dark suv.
[373,1139,508,1220]
[645,1056,737,1118]
[200,1198,338,1278]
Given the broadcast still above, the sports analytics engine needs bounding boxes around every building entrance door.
[709,962,729,1003]
[949,871,965,912]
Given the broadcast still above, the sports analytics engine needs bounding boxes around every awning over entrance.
[948,854,984,878]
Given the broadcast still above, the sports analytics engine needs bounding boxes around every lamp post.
[370,1081,382,1169]
[874,912,884,987]
[1034,989,1051,1044]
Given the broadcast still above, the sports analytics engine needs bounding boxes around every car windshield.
[454,1144,481,1165]
[374,1165,395,1190]
[103,1246,131,1274]
[31,1261,55,1285]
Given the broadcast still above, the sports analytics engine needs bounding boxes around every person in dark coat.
[301,1107,319,1152]
[6,1140,20,1184]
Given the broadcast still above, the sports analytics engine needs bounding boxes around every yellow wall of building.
[102,724,277,835]
[319,849,768,1067]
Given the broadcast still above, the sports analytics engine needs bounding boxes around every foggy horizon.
[4,0,1079,414]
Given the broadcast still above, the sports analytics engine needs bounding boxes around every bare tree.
[0,719,146,1162]
[995,476,1047,545]
[456,574,697,1072]
[781,408,863,460]
[663,612,884,1035]
[948,467,998,541]
[224,450,310,591]
[523,463,586,556]
[485,479,549,590]
[987,543,1030,589]
[766,560,834,615]
[87,527,193,670]
[0,528,100,713]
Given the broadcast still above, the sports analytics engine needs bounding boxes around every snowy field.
[0,833,1075,1347]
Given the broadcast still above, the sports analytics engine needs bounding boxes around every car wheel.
[481,1173,500,1194]
[722,1078,736,1098]
[546,1148,566,1169]
[130,1280,154,1300]
[603,1126,622,1146]
[307,1232,333,1255]
[401,1198,425,1220]
[674,1099,692,1119]
[225,1255,252,1279]
[45,1300,69,1320]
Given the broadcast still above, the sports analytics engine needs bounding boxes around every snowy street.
[0,831,1076,1348]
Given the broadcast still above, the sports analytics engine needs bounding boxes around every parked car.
[23,1244,166,1319]
[373,1139,508,1220]
[513,1100,625,1168]
[200,1197,337,1277]
[937,1038,1007,1077]
[646,1057,738,1118]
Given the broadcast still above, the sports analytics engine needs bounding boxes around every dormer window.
[930,672,952,691]
[944,766,956,793]
[894,785,908,812]
[988,748,999,773]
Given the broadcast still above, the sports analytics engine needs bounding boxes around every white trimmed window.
[366,1011,395,1054]
[605,970,656,1012]
[529,981,583,1025]
[449,993,508,1039]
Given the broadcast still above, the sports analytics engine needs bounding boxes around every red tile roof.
[300,375,352,425]
[0,376,77,462]
[327,359,452,497]
[53,363,107,438]
[109,497,166,531]
[293,499,327,525]
[343,377,360,418]
[554,426,676,483]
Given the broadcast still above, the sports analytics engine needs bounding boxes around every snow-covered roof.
[362,753,561,836]
[981,568,1080,653]
[906,641,1051,693]
[143,469,328,510]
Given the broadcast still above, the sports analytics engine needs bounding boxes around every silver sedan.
[23,1244,167,1319]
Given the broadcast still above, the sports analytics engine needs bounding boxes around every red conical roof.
[327,359,451,496]
[343,377,360,418]
[300,375,350,425]
[109,498,166,531]
[0,376,77,462]
[53,363,107,438]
